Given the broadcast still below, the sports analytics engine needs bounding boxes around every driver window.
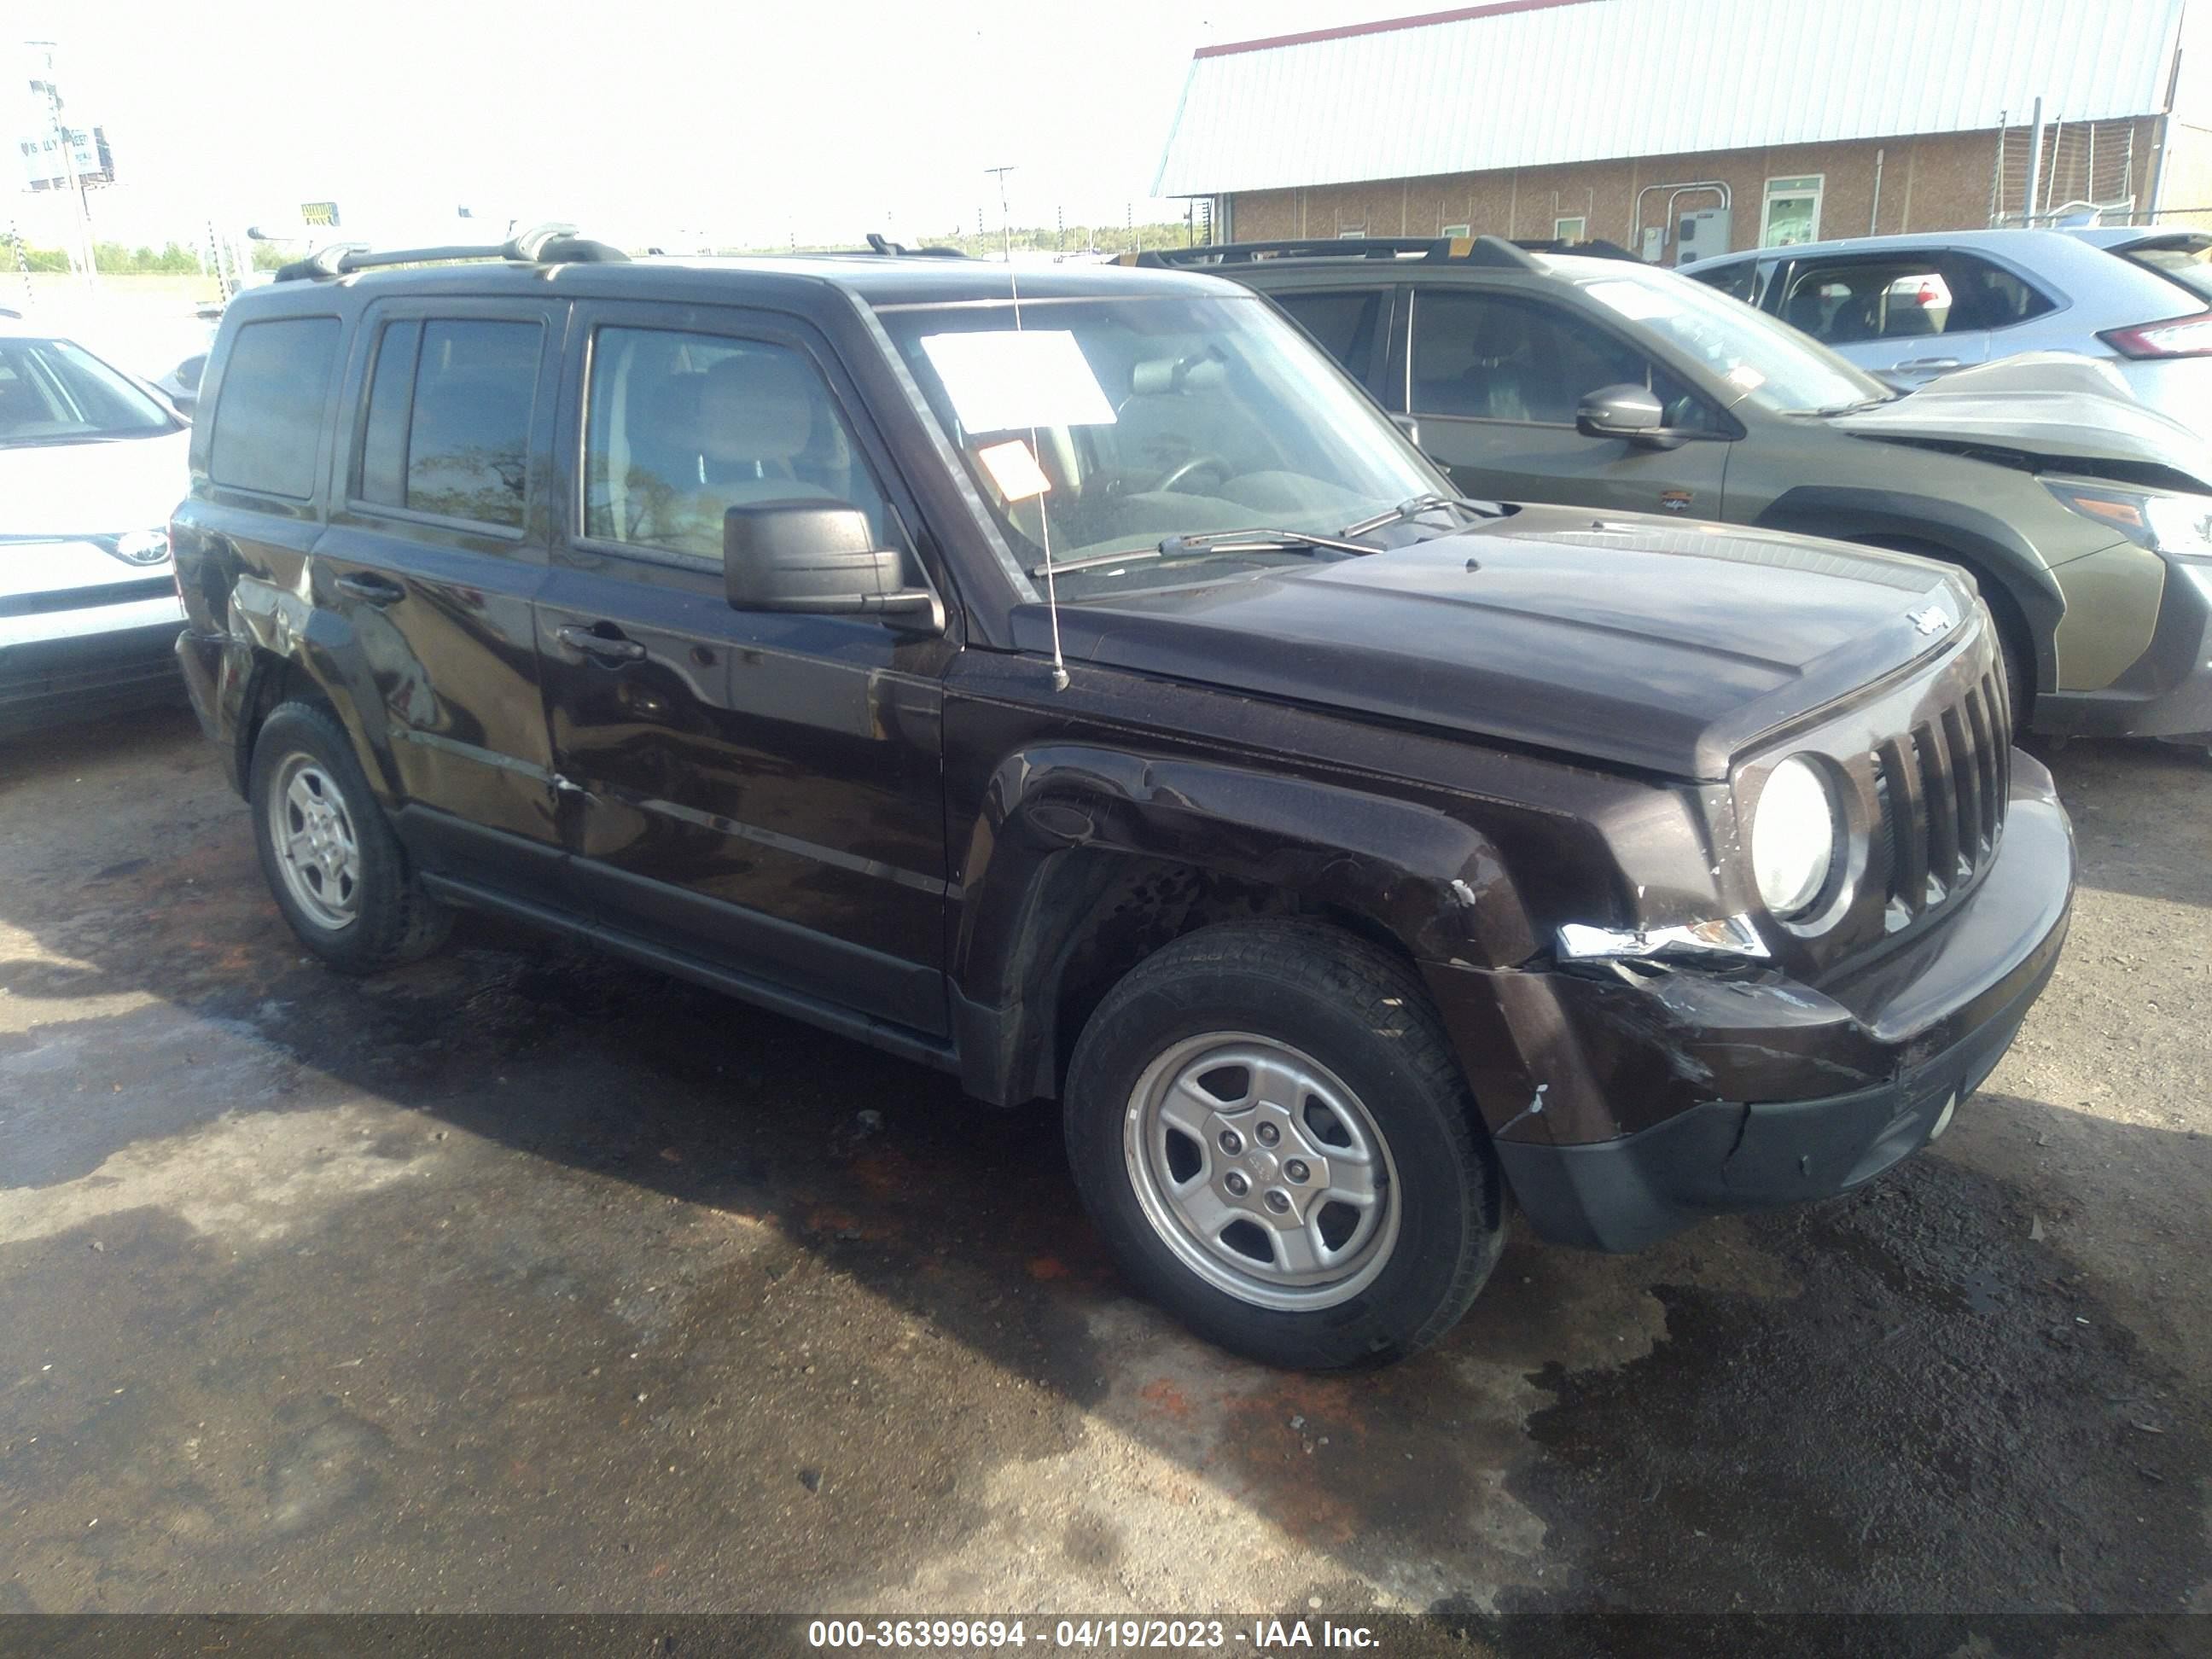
[583,326,891,564]
[1411,289,1718,434]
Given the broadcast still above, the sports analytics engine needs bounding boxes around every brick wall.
[1225,120,2163,258]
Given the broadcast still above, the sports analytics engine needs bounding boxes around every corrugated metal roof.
[1155,0,2188,195]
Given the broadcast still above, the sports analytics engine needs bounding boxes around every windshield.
[0,335,177,446]
[2118,237,2212,305]
[875,291,1447,597]
[1574,262,1893,414]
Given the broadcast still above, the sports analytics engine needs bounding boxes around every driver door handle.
[556,624,647,663]
[1895,356,1963,373]
[335,573,405,605]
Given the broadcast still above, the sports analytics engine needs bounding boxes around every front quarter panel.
[940,648,1734,1119]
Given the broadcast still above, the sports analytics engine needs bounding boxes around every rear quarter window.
[1271,289,1385,384]
[209,317,341,498]
[1689,260,1760,305]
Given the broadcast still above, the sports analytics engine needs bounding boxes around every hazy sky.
[18,0,1427,247]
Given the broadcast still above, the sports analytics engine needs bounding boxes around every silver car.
[1686,227,2212,434]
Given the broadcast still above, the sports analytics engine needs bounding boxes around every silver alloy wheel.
[1122,1033,1400,1312]
[266,752,362,930]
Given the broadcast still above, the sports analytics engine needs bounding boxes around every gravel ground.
[0,709,2206,1639]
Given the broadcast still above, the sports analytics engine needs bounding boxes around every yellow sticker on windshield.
[977,438,1053,502]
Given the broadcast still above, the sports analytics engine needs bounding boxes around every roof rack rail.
[1507,236,1641,262]
[271,221,629,282]
[1121,235,1540,269]
[1123,236,1452,266]
[855,233,967,259]
[1121,234,1643,270]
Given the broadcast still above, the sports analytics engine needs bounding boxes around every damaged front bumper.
[1423,754,2075,1252]
[2039,558,2212,743]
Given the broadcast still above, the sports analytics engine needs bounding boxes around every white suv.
[1,317,191,740]
[1687,227,2212,434]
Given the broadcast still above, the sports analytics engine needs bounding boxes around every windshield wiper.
[1802,396,1897,417]
[1337,493,1502,538]
[1027,527,1375,579]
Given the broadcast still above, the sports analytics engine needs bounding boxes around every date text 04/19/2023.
[805,1618,1382,1650]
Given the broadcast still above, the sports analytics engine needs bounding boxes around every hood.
[1830,352,2212,490]
[1016,506,1972,781]
[0,428,192,538]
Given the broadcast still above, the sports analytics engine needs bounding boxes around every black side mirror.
[724,502,942,630]
[1575,383,1672,446]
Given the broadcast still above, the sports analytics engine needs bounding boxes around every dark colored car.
[170,226,2074,1369]
[1166,236,2212,754]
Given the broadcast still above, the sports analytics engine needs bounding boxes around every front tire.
[1063,921,1505,1370]
[249,700,451,972]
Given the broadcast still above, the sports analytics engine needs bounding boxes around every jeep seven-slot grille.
[1868,667,2012,926]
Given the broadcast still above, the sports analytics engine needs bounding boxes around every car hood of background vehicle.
[0,428,191,538]
[1016,507,1970,781]
[1830,352,2212,489]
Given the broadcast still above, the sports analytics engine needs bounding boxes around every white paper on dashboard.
[918,330,1117,434]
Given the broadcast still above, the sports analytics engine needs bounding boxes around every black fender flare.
[1752,486,2064,691]
[946,742,1540,1106]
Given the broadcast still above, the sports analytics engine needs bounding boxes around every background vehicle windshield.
[0,335,177,446]
[876,292,1444,597]
[1575,264,1893,414]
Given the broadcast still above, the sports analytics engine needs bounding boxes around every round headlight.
[1752,755,1840,919]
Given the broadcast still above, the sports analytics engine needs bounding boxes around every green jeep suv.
[1149,236,2212,750]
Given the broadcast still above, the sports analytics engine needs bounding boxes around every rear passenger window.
[1272,290,1383,385]
[357,317,541,530]
[210,317,340,498]
[1780,254,2053,344]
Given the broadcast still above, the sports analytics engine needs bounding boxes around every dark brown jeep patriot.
[170,227,2075,1369]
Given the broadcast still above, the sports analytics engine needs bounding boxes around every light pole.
[26,41,97,288]
[985,166,1016,264]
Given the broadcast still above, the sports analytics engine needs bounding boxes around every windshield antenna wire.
[991,163,1069,691]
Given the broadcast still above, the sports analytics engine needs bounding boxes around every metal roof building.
[1156,0,2212,261]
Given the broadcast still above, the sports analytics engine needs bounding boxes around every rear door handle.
[556,624,648,662]
[1894,357,1963,373]
[335,573,405,605]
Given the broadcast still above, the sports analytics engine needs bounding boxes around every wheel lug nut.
[1224,1172,1249,1197]
[1284,1160,1310,1184]
[1264,1190,1291,1214]
[1256,1122,1280,1147]
[1218,1129,1243,1155]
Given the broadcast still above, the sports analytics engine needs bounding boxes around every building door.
[1760,176,1825,247]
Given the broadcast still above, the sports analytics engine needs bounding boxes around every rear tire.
[1062,921,1505,1370]
[249,701,451,972]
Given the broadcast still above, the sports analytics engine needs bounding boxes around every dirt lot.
[1,709,2208,1637]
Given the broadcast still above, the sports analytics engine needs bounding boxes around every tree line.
[6,240,288,274]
